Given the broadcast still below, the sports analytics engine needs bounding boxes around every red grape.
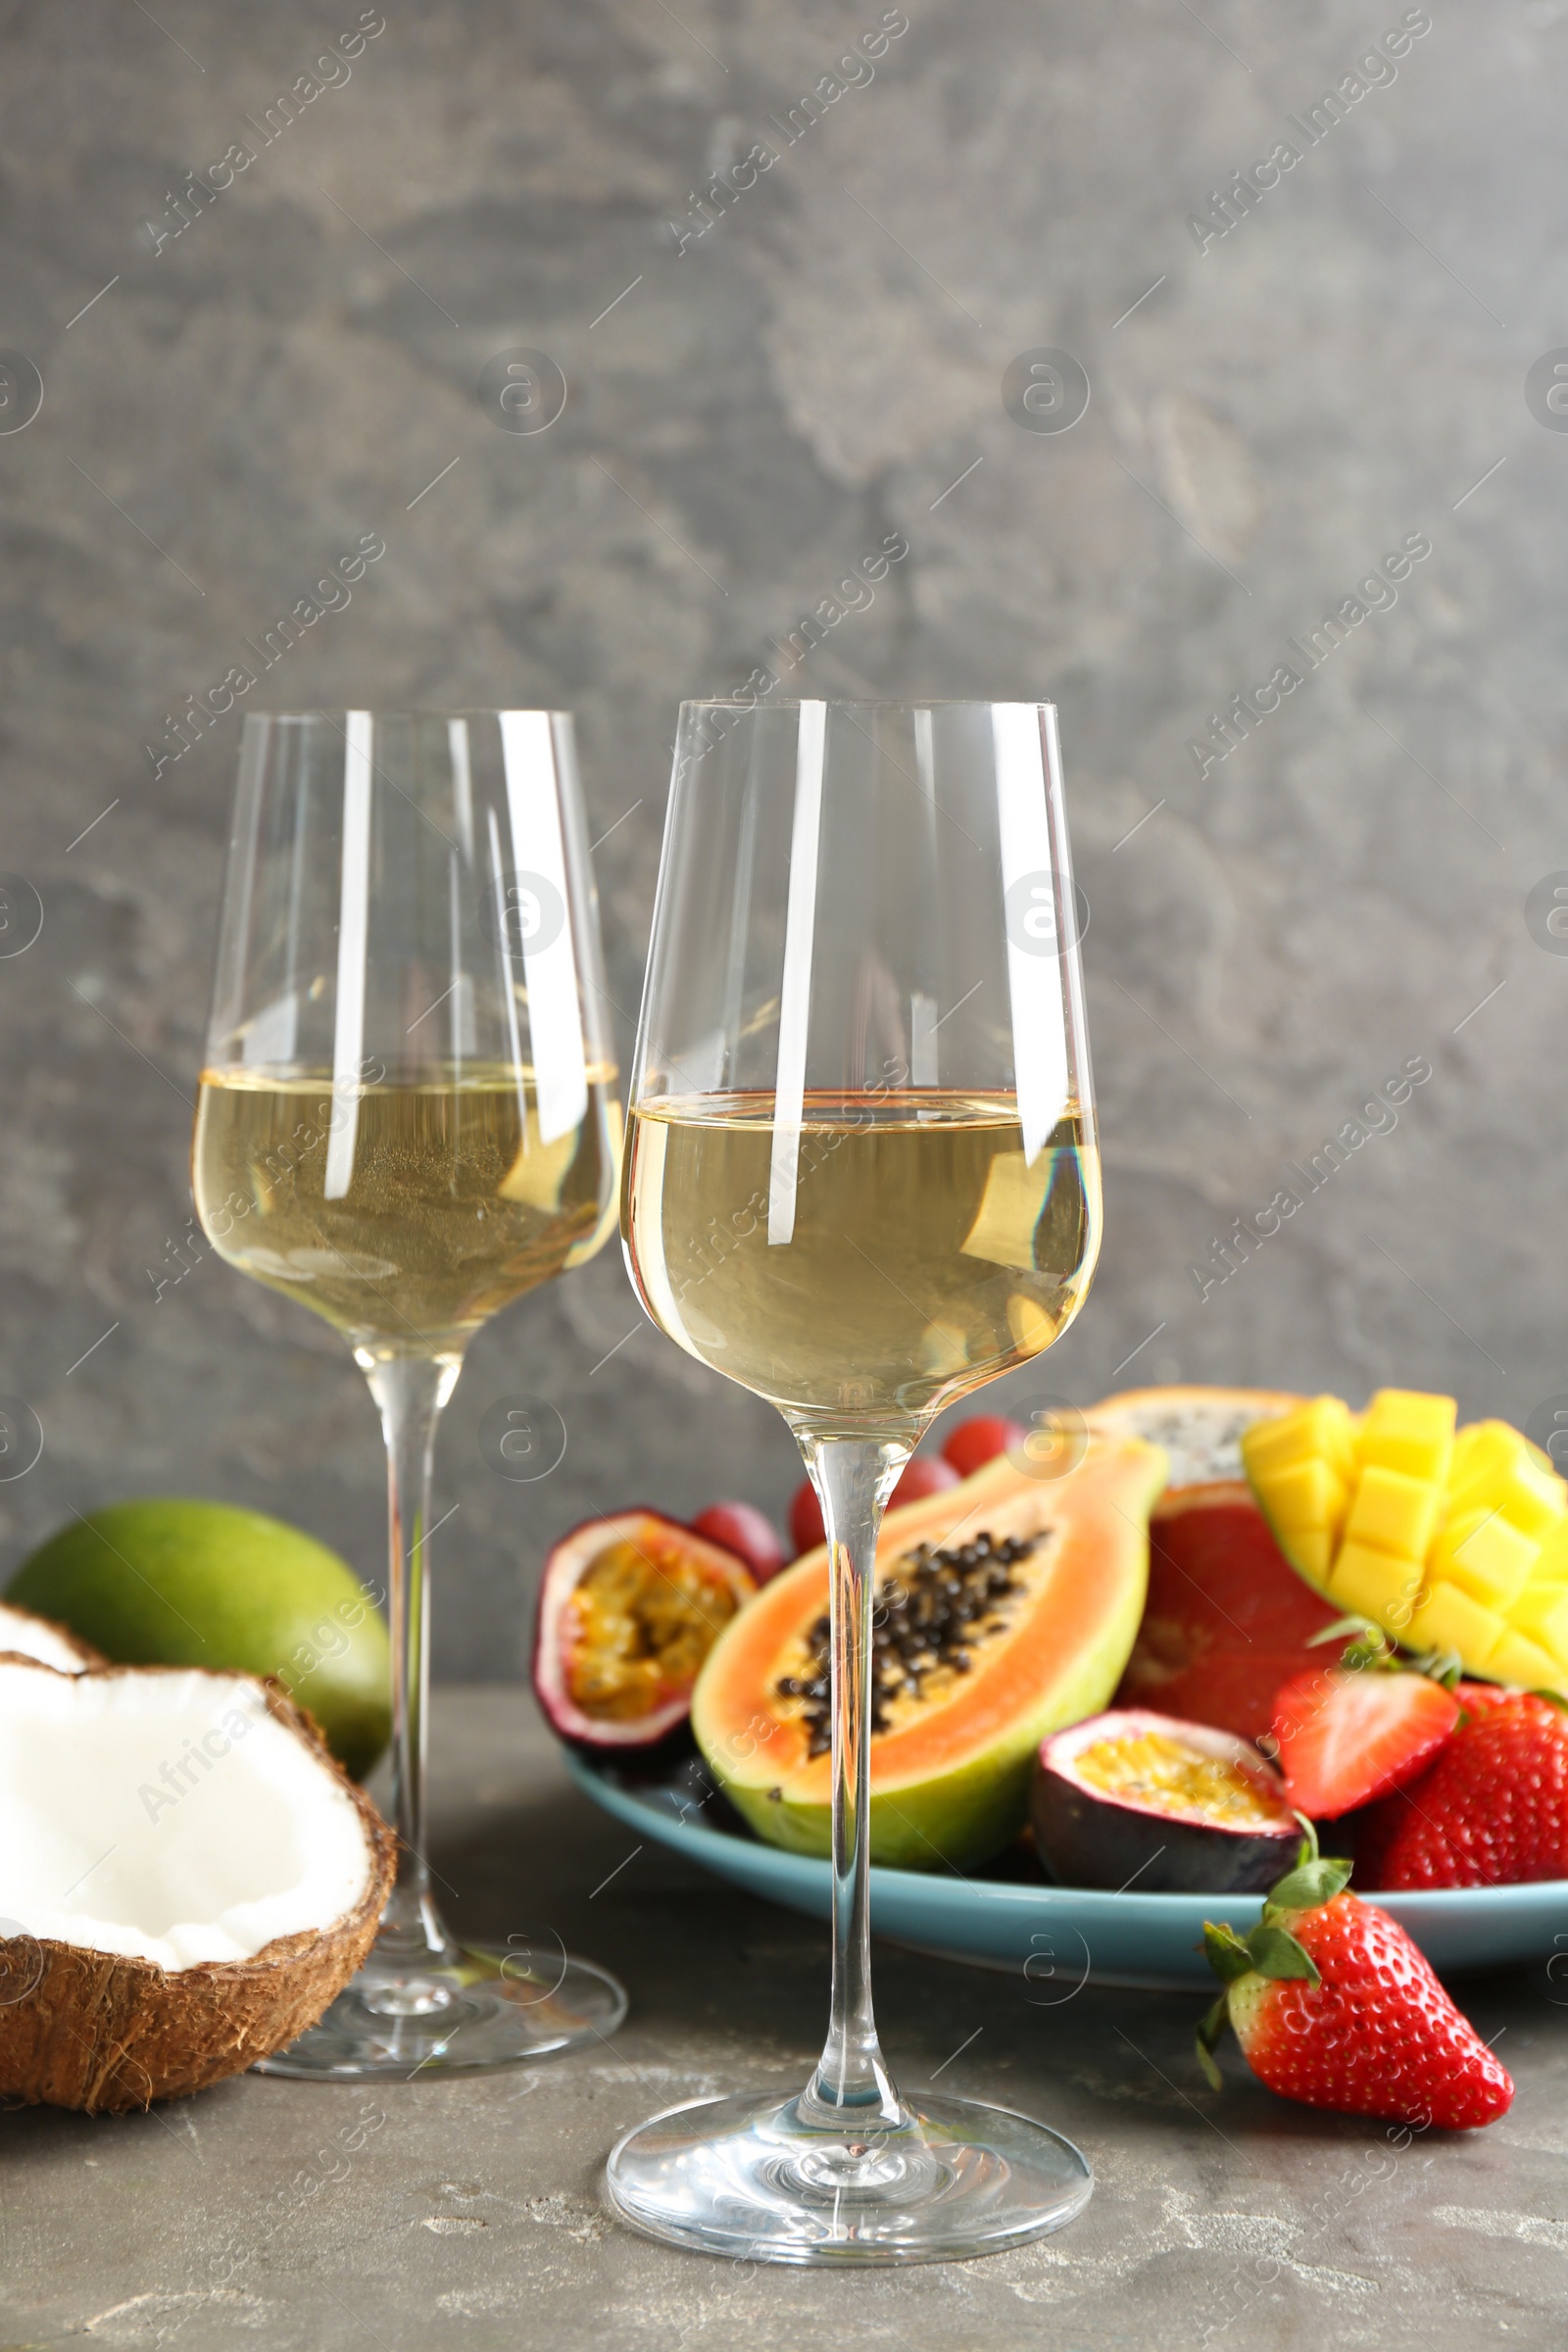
[941,1415,1026,1479]
[789,1453,963,1558]
[789,1480,826,1557]
[691,1501,787,1587]
[892,1455,961,1507]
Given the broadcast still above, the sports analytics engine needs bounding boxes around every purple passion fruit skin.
[532,1509,757,1751]
[1030,1707,1299,1893]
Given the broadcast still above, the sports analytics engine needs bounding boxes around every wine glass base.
[255,1945,627,2081]
[605,2089,1093,2266]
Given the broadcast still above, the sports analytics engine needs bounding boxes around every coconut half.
[0,1660,394,2112]
[0,1598,103,1672]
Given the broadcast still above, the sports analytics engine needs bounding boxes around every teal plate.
[568,1750,1568,1991]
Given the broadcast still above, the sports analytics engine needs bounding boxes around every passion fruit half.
[533,1509,757,1750]
[1031,1706,1299,1893]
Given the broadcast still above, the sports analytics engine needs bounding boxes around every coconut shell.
[0,1597,107,1669]
[0,1671,395,2113]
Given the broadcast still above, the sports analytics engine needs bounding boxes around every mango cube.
[1506,1581,1568,1657]
[1262,1456,1348,1534]
[1446,1424,1568,1541]
[1404,1582,1504,1664]
[1496,1454,1568,1543]
[1484,1629,1565,1692]
[1243,1396,1356,1483]
[1330,1540,1424,1632]
[1534,1520,1568,1580]
[1356,1389,1456,1485]
[1449,1420,1511,1488]
[1343,1465,1444,1563]
[1430,1508,1540,1609]
[1280,1527,1335,1582]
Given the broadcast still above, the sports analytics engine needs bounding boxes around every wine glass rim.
[678,696,1058,714]
[241,708,577,724]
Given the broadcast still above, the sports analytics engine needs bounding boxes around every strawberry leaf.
[1265,1856,1352,1913]
[1342,1627,1402,1676]
[1305,1612,1380,1649]
[1195,1991,1229,2090]
[1245,1922,1321,1984]
[1405,1642,1463,1691]
[1201,1920,1256,1984]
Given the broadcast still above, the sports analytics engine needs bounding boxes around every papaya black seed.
[777,1528,1039,1757]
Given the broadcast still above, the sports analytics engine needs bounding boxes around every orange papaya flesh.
[691,1435,1167,1870]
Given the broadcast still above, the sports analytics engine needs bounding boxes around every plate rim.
[565,1749,1568,1918]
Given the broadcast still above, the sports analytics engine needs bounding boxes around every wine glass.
[192,710,628,2078]
[609,699,1102,2263]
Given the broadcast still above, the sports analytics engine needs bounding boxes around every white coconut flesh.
[0,1663,378,1972]
[0,1602,91,1673]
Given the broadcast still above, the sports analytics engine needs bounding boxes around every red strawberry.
[941,1415,1026,1478]
[1199,1830,1512,2130]
[1271,1664,1459,1818]
[1356,1684,1568,1889]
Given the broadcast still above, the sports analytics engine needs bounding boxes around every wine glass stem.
[793,1432,912,2132]
[362,1350,464,1969]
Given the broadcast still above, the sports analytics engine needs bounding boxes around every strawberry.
[1271,1662,1459,1818]
[1356,1684,1568,1889]
[1198,1828,1512,2129]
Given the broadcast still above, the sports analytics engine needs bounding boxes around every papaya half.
[691,1433,1167,1871]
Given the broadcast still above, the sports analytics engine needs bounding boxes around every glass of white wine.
[193,710,627,2078]
[609,699,1102,2262]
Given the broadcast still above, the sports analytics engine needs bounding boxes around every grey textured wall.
[0,0,1558,1676]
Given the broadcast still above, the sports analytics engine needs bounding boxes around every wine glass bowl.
[610,699,1101,2261]
[193,710,627,2077]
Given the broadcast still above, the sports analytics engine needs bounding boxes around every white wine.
[194,1065,619,1353]
[623,1091,1100,1429]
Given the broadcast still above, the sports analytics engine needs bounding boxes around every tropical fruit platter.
[541,1383,1568,1998]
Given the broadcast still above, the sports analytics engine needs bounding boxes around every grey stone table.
[3,1690,1565,2350]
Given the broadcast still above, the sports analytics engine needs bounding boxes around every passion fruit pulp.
[533,1509,757,1750]
[1031,1706,1298,1893]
